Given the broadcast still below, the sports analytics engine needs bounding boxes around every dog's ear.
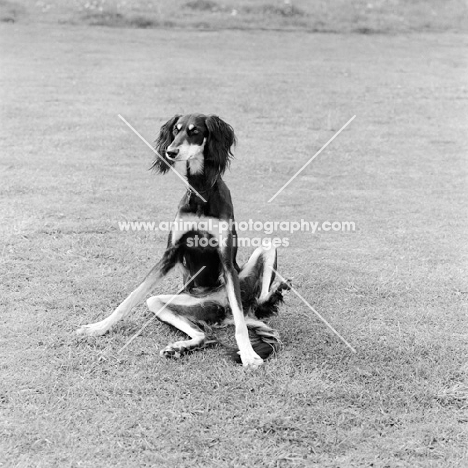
[151,115,181,174]
[204,115,236,181]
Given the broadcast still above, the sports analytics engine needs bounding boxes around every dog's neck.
[180,169,233,219]
[181,170,214,212]
[186,166,217,192]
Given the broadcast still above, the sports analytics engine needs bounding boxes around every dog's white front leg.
[224,270,263,368]
[76,247,177,336]
[76,280,154,336]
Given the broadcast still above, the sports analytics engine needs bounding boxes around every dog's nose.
[166,149,179,160]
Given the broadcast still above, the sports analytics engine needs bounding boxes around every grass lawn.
[1,6,468,468]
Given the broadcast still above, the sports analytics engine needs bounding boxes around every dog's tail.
[228,317,282,363]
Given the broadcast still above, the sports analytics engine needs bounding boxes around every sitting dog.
[77,114,290,368]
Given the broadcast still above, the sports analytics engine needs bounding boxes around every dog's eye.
[192,129,199,135]
[173,128,179,135]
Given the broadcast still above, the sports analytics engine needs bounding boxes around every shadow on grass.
[242,3,307,18]
[78,4,311,31]
[78,9,387,34]
[5,0,466,33]
[80,11,176,29]
[184,0,220,12]
[184,0,307,17]
[0,0,25,23]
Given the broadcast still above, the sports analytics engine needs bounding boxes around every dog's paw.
[160,342,186,359]
[279,279,293,294]
[160,348,182,359]
[160,340,190,358]
[239,349,264,369]
[76,322,108,337]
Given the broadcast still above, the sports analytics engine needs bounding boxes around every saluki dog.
[76,114,290,368]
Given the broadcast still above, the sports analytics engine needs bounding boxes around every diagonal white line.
[268,115,356,203]
[118,114,207,203]
[271,267,357,353]
[118,266,206,353]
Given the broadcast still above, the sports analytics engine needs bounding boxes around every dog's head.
[152,114,236,182]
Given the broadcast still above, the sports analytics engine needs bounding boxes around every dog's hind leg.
[239,246,291,319]
[147,290,227,358]
[239,246,277,300]
[260,246,281,301]
[76,247,178,337]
